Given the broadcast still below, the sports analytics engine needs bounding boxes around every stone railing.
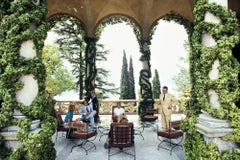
[54,99,139,115]
[54,98,185,115]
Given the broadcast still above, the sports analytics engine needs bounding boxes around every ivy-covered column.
[84,37,97,93]
[0,0,56,159]
[138,39,154,118]
[182,0,240,159]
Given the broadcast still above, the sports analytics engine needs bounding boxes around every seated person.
[113,102,126,123]
[64,104,76,127]
[79,100,97,131]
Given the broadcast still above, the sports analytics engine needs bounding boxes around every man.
[113,102,126,123]
[159,86,178,131]
[88,91,99,122]
[79,100,97,130]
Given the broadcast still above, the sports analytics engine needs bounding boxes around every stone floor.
[53,114,185,160]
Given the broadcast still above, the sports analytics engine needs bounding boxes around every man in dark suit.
[88,91,99,122]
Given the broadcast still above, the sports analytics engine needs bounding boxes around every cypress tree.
[152,69,161,99]
[128,56,136,99]
[120,50,129,99]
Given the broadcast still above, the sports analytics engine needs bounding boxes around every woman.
[64,104,75,127]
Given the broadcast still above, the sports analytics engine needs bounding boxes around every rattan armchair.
[108,122,135,160]
[54,111,69,142]
[157,121,184,155]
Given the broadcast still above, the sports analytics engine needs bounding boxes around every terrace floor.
[53,114,185,160]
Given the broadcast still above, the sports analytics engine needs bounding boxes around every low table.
[133,121,145,140]
[97,121,111,141]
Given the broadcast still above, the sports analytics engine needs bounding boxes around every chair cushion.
[146,109,157,114]
[143,115,158,121]
[71,130,96,139]
[171,120,181,130]
[157,130,183,139]
[72,122,89,133]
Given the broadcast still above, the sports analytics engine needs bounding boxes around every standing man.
[159,86,178,131]
[88,91,99,122]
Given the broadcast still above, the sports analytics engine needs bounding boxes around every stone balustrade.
[54,99,183,115]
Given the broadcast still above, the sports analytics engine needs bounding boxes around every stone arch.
[150,12,194,41]
[46,13,87,99]
[95,14,142,42]
[46,13,87,36]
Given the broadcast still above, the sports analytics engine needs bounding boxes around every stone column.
[0,1,55,159]
[138,39,154,118]
[84,37,97,93]
[195,0,237,151]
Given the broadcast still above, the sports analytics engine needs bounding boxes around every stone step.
[195,123,233,137]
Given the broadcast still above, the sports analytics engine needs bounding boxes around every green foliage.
[172,57,191,93]
[95,44,118,99]
[183,0,240,159]
[52,16,86,99]
[152,69,161,99]
[120,50,130,99]
[96,17,141,44]
[52,16,117,99]
[138,40,154,118]
[0,0,56,159]
[42,44,76,95]
[128,56,136,99]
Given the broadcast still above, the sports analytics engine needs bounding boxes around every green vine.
[85,37,97,92]
[150,12,194,41]
[138,40,154,118]
[0,0,56,159]
[95,15,142,43]
[183,0,240,159]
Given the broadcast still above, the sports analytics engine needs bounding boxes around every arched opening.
[151,20,190,97]
[96,15,141,100]
[45,14,87,101]
[97,22,141,99]
[150,14,193,113]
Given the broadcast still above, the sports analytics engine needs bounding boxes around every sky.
[46,20,189,100]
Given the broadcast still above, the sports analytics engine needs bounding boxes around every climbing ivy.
[182,0,240,159]
[96,15,141,43]
[0,0,56,159]
[150,12,194,41]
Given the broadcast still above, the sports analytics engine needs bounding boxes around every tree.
[120,50,129,99]
[53,17,85,99]
[172,57,191,93]
[152,69,161,99]
[53,17,117,99]
[42,44,76,95]
[128,56,136,99]
[95,44,119,99]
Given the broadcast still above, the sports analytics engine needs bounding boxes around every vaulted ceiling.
[46,0,240,37]
[46,0,194,37]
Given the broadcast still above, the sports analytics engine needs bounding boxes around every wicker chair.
[53,111,69,142]
[157,121,184,155]
[69,122,97,155]
[108,122,135,160]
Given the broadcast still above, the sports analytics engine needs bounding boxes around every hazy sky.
[97,20,188,99]
[47,20,189,100]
